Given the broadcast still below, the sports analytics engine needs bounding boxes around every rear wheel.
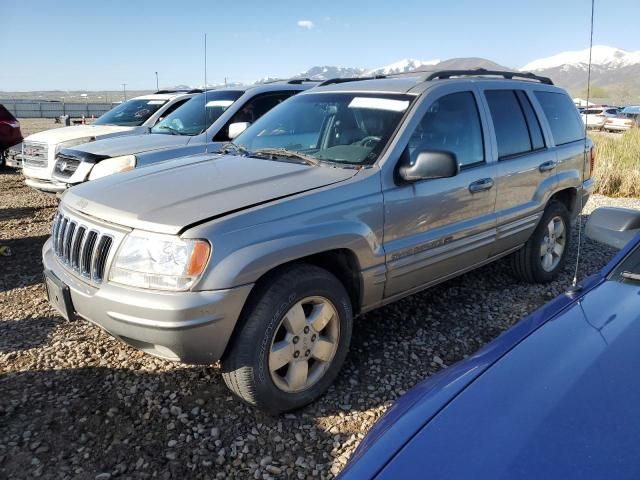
[511,201,571,283]
[221,264,353,414]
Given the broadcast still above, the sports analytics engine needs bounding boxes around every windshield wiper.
[219,142,250,156]
[252,148,320,167]
[155,125,182,135]
[621,271,640,282]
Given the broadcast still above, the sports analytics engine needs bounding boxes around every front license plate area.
[44,270,75,321]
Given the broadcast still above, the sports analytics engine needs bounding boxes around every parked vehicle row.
[41,69,595,413]
[603,105,640,132]
[20,89,200,193]
[580,105,619,129]
[51,80,315,188]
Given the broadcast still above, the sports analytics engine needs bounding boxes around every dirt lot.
[1,157,639,479]
[17,119,65,137]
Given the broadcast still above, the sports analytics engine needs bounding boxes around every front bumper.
[43,238,253,364]
[4,144,23,168]
[25,176,68,193]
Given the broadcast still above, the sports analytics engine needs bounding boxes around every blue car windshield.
[612,243,640,280]
[94,99,168,126]
[151,91,244,136]
[233,93,413,166]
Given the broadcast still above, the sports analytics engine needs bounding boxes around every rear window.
[535,91,585,145]
[485,90,534,159]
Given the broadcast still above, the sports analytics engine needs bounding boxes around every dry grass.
[591,128,640,198]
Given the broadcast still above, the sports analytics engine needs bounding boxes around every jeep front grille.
[54,153,82,179]
[22,141,49,168]
[51,212,114,283]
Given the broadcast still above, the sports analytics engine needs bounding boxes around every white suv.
[22,90,197,193]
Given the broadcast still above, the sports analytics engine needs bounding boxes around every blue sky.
[1,0,638,91]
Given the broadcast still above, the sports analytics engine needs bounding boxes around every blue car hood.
[367,277,640,479]
[71,133,191,157]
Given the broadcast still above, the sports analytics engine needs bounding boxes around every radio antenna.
[204,33,208,154]
[572,0,596,287]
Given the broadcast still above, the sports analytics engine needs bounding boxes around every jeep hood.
[71,133,190,157]
[62,154,359,234]
[25,124,139,145]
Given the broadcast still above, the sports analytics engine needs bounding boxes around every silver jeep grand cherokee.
[43,70,594,413]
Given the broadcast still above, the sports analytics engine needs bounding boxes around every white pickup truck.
[22,91,197,193]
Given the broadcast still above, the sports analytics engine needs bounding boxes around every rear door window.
[485,90,533,159]
[535,91,585,145]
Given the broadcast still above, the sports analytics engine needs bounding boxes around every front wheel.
[511,201,571,283]
[221,264,353,414]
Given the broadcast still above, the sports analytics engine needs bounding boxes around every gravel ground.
[1,165,639,479]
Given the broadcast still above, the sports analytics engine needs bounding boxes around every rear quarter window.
[535,91,585,145]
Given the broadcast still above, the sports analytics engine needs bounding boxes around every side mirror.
[586,207,640,249]
[228,122,251,140]
[399,150,459,182]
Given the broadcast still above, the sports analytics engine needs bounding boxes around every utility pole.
[122,83,127,101]
[155,72,159,90]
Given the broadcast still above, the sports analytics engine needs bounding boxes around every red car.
[0,104,23,167]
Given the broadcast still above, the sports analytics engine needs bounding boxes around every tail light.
[589,146,596,177]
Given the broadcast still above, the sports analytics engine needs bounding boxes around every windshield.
[94,99,167,126]
[612,242,640,282]
[151,91,243,136]
[233,93,413,166]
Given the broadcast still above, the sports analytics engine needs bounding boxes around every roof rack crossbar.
[423,69,553,85]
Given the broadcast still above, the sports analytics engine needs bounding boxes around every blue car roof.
[340,234,640,479]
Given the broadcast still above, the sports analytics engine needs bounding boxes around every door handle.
[468,178,494,193]
[538,160,557,172]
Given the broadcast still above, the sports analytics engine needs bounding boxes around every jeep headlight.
[55,137,95,153]
[88,155,136,181]
[110,231,211,291]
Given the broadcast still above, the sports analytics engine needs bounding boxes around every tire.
[511,201,571,283]
[221,263,353,414]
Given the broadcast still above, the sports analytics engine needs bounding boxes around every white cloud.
[297,20,315,30]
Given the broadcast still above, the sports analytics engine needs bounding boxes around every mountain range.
[285,46,640,104]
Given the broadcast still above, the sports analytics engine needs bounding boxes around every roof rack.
[317,75,387,87]
[153,89,194,94]
[423,69,553,85]
[287,78,323,84]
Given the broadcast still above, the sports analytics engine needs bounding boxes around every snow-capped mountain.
[521,45,640,72]
[518,46,640,102]
[366,58,440,75]
[294,58,507,80]
[295,65,367,80]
